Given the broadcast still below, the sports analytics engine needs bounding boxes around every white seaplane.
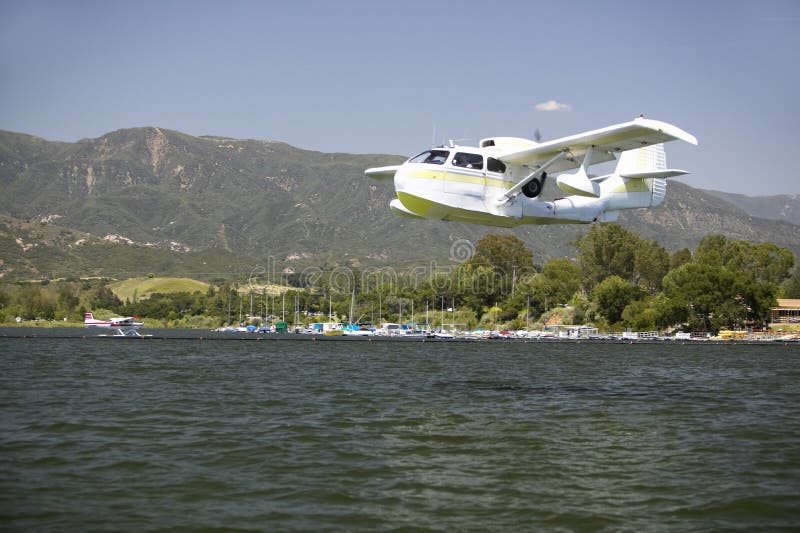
[365,116,697,226]
[84,311,147,337]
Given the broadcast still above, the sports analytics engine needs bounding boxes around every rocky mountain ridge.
[1,127,798,280]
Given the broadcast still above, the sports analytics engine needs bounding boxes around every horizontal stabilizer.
[365,165,400,180]
[591,168,689,182]
[621,169,689,179]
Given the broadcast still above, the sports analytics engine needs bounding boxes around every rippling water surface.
[1,337,799,531]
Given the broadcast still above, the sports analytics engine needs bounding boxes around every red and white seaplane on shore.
[84,311,146,337]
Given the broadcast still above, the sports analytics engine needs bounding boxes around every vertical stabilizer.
[616,143,667,175]
[616,143,668,206]
[602,144,670,209]
[599,143,672,211]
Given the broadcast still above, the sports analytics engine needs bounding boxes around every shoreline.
[1,327,798,345]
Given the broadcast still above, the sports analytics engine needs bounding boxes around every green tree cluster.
[1,225,795,333]
[574,228,793,332]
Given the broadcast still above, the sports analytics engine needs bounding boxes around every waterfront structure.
[769,299,800,326]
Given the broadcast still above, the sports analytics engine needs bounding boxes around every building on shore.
[769,299,800,326]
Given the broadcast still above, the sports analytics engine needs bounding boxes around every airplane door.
[484,157,505,198]
[485,157,521,218]
[446,152,486,211]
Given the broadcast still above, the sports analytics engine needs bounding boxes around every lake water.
[1,336,799,531]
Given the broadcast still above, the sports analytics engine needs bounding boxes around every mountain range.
[702,189,800,226]
[1,127,798,282]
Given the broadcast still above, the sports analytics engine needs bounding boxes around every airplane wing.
[365,165,401,180]
[497,117,697,173]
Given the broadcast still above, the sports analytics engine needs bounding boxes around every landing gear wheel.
[521,177,542,198]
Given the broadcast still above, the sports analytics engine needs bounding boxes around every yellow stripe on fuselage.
[401,169,441,180]
[395,191,586,227]
[400,168,512,189]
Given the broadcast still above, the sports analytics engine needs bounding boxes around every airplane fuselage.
[390,145,652,226]
[84,312,143,328]
[367,118,697,228]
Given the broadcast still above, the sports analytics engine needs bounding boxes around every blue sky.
[1,0,798,195]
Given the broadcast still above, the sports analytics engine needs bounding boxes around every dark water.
[1,338,799,531]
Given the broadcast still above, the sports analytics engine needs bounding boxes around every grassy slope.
[108,277,210,301]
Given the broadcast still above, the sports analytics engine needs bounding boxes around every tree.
[13,285,56,319]
[634,240,670,292]
[662,262,733,331]
[455,262,499,316]
[693,234,728,268]
[733,276,779,328]
[573,223,666,291]
[652,294,689,330]
[460,233,537,318]
[621,298,658,331]
[518,258,582,317]
[57,284,79,317]
[91,286,122,311]
[591,275,644,327]
[469,233,535,280]
[660,262,777,331]
[694,236,794,285]
[747,242,794,285]
[660,236,794,332]
[670,248,692,270]
[784,267,800,298]
[574,224,638,289]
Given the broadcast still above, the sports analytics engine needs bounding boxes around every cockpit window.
[408,150,450,165]
[452,152,483,170]
[487,157,506,173]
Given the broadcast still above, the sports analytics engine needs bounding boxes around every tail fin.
[616,142,667,176]
[600,143,689,209]
[616,143,668,206]
[84,312,94,322]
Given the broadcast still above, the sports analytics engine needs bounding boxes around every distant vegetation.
[108,277,210,302]
[3,225,799,334]
[2,127,800,333]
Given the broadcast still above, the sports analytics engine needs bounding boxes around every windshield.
[408,149,450,165]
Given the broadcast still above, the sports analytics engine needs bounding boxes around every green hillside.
[108,277,211,301]
[0,215,260,281]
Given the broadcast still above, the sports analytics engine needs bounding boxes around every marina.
[2,326,798,344]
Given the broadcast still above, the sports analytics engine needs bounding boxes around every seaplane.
[84,311,147,337]
[365,116,697,226]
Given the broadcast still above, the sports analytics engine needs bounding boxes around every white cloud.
[535,100,572,112]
